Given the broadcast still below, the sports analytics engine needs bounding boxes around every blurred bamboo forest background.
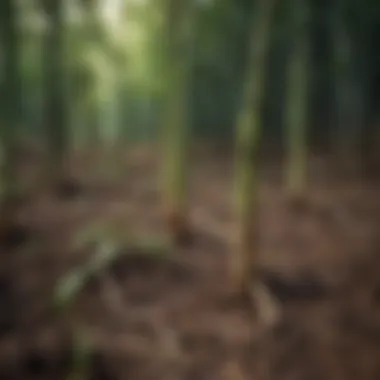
[3,0,380,147]
[2,1,380,378]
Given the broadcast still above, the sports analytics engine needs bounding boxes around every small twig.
[54,236,173,310]
[248,281,282,328]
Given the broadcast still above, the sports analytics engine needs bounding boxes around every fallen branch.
[54,234,173,310]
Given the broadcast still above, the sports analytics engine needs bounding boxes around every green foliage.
[11,0,380,143]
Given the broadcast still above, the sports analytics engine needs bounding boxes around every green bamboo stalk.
[232,0,276,295]
[42,0,69,188]
[331,0,353,129]
[75,1,99,151]
[67,23,91,154]
[285,0,310,197]
[80,0,122,179]
[161,0,194,244]
[330,0,364,170]
[0,0,22,227]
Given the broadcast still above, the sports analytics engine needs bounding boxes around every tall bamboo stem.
[42,0,68,189]
[232,0,276,295]
[285,0,310,198]
[161,0,194,244]
[0,0,22,228]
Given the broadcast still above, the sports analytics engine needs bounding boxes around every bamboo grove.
[1,0,380,341]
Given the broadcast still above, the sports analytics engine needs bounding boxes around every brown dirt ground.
[0,143,380,380]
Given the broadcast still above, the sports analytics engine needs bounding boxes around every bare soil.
[0,143,380,380]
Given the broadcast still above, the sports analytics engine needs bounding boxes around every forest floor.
[0,142,380,380]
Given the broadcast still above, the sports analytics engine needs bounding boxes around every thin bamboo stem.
[232,0,276,295]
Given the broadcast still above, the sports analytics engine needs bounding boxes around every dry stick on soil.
[232,0,277,319]
[161,0,195,245]
[285,0,310,202]
[56,231,172,379]
[54,230,173,309]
